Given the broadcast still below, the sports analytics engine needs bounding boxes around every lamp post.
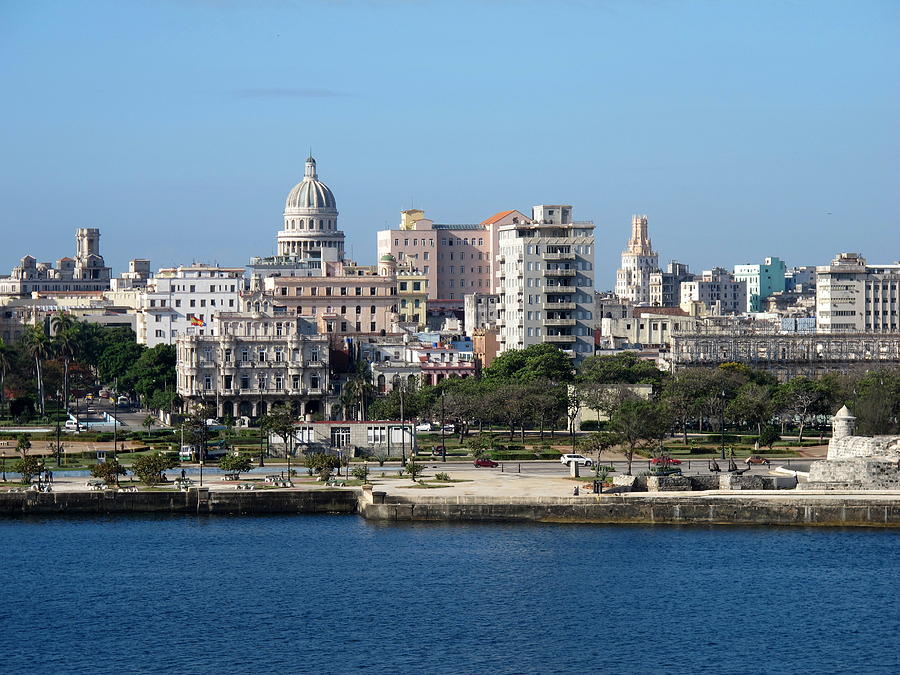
[113,398,118,462]
[719,389,726,460]
[400,386,406,465]
[440,388,446,462]
[55,391,62,467]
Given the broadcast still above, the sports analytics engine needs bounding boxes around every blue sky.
[1,0,898,289]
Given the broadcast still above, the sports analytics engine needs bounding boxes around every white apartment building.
[464,292,499,334]
[176,313,330,420]
[139,264,245,347]
[816,252,900,333]
[615,215,658,305]
[680,268,747,315]
[495,205,595,360]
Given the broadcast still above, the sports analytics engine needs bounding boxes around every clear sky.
[2,0,898,289]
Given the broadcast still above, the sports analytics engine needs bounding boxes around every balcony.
[544,318,576,327]
[544,252,576,261]
[542,334,577,343]
[543,268,576,277]
[543,285,577,294]
[543,302,576,310]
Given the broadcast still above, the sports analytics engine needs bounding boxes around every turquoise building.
[733,256,787,312]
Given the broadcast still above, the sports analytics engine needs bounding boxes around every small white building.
[816,252,900,333]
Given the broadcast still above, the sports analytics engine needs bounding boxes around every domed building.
[276,156,345,262]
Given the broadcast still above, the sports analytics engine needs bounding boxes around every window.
[204,376,212,390]
[175,299,181,307]
[310,374,320,389]
[240,375,250,389]
[292,374,301,389]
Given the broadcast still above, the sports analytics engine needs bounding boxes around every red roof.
[481,210,516,225]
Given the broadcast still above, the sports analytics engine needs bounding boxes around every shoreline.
[2,488,898,528]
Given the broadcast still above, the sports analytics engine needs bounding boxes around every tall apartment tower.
[816,252,900,333]
[615,214,659,304]
[495,204,595,361]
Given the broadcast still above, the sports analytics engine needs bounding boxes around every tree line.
[0,316,177,421]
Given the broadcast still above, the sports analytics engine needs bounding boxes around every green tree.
[16,433,31,459]
[483,343,574,383]
[90,459,127,485]
[405,460,425,481]
[142,414,156,440]
[21,325,51,415]
[577,431,621,459]
[13,455,43,484]
[758,425,781,450]
[0,337,14,417]
[262,404,296,458]
[610,399,671,475]
[850,370,900,435]
[577,352,664,386]
[661,370,709,442]
[132,453,179,485]
[775,377,828,444]
[128,344,176,403]
[727,382,775,436]
[342,360,374,420]
[218,453,253,475]
[97,340,145,388]
[51,312,77,411]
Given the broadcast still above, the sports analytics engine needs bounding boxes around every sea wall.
[0,488,358,516]
[359,492,900,527]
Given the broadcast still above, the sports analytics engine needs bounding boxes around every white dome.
[285,156,336,211]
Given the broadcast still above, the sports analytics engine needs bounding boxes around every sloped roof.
[482,210,516,225]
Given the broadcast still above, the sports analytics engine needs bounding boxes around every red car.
[474,458,499,468]
[650,457,682,465]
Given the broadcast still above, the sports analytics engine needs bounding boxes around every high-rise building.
[495,205,595,360]
[733,256,787,312]
[816,253,900,333]
[615,215,659,305]
[649,261,694,307]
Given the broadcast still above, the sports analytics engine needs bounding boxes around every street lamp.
[719,389,726,460]
[440,388,446,462]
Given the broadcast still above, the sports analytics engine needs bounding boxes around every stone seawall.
[359,494,900,527]
[0,488,358,516]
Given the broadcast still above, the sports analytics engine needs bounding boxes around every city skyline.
[2,0,898,287]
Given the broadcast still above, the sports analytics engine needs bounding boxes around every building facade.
[464,292,499,334]
[495,205,595,360]
[0,228,112,296]
[615,215,658,305]
[176,313,330,420]
[733,256,787,312]
[816,252,900,333]
[680,268,747,315]
[649,261,693,307]
[376,208,530,301]
[138,264,244,347]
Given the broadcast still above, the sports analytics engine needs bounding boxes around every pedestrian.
[48,469,53,484]
[181,468,186,480]
[573,485,579,496]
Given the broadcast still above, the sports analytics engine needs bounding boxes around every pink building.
[377,208,531,301]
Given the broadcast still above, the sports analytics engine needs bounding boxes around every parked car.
[650,457,682,465]
[746,455,771,465]
[441,424,455,433]
[64,420,87,431]
[474,458,499,468]
[559,454,593,467]
[116,395,130,406]
[415,422,434,432]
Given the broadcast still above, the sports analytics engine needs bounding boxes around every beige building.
[680,268,747,315]
[0,228,112,296]
[816,252,900,333]
[496,205,595,360]
[176,312,331,420]
[263,256,399,337]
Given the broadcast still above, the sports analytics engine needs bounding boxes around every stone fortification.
[807,405,900,489]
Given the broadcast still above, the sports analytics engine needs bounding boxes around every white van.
[116,396,130,406]
[64,420,86,431]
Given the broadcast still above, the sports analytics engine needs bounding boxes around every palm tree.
[342,361,374,421]
[0,338,12,419]
[52,313,77,414]
[22,325,51,416]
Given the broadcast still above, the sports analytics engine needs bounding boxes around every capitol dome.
[284,156,337,212]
